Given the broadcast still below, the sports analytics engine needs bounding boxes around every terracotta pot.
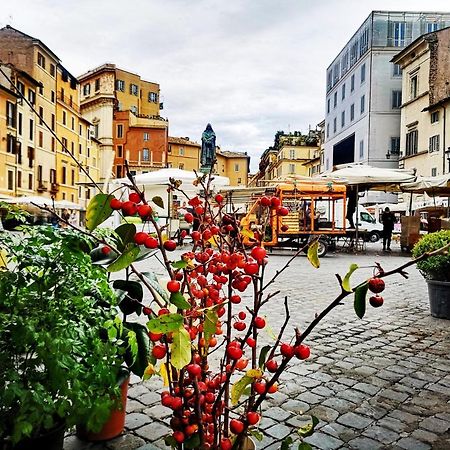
[12,420,65,450]
[77,376,130,441]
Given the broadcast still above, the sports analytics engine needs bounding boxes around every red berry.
[184,212,194,223]
[254,381,266,394]
[161,395,173,408]
[134,231,148,245]
[247,411,260,425]
[152,344,167,359]
[246,337,256,348]
[271,197,281,207]
[195,206,204,215]
[230,295,241,304]
[215,194,224,204]
[227,344,243,360]
[148,331,162,341]
[129,192,141,203]
[369,295,384,307]
[167,280,181,293]
[238,311,246,320]
[202,229,212,241]
[143,306,152,316]
[281,224,289,232]
[267,383,278,393]
[295,344,310,360]
[233,321,246,331]
[163,240,177,251]
[280,343,295,358]
[230,419,244,434]
[110,198,122,210]
[368,277,385,294]
[158,308,170,315]
[171,396,183,410]
[144,236,159,249]
[254,316,266,329]
[137,204,152,218]
[244,262,259,275]
[122,201,138,216]
[250,246,267,262]
[101,246,111,255]
[186,363,202,378]
[191,231,201,241]
[265,359,278,373]
[220,438,232,450]
[173,431,185,444]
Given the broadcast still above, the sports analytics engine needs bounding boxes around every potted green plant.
[412,230,450,319]
[0,226,125,449]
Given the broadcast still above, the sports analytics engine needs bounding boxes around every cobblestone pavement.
[65,244,450,450]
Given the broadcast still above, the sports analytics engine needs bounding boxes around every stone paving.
[64,244,450,449]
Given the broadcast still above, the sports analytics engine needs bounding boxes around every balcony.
[36,181,48,192]
[127,160,166,169]
[57,93,80,113]
[50,182,60,194]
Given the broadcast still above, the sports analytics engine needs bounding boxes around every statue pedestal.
[199,165,216,175]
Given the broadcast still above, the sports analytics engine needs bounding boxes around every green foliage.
[86,193,114,231]
[412,230,450,281]
[0,226,123,444]
[354,281,369,319]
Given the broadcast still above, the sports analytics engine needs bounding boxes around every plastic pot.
[426,280,450,319]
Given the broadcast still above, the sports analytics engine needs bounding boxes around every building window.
[38,106,44,125]
[333,92,337,108]
[341,111,345,128]
[117,124,123,138]
[51,90,55,103]
[71,117,75,130]
[17,171,22,188]
[61,137,67,152]
[71,141,74,155]
[431,111,439,123]
[130,84,139,96]
[289,149,295,159]
[117,145,123,158]
[360,95,365,114]
[359,26,369,56]
[179,147,185,156]
[327,99,330,114]
[391,137,400,155]
[350,40,359,67]
[79,143,82,154]
[427,22,439,33]
[360,63,366,83]
[115,80,125,91]
[405,130,418,156]
[350,104,355,121]
[326,123,330,138]
[50,63,56,77]
[62,111,66,125]
[95,78,100,91]
[16,142,22,163]
[143,132,149,141]
[71,169,75,186]
[18,113,22,135]
[17,81,25,95]
[6,101,16,127]
[38,131,43,147]
[51,114,55,131]
[392,90,402,109]
[27,173,32,190]
[7,170,13,190]
[50,168,56,184]
[410,74,418,99]
[431,167,437,177]
[142,148,150,161]
[288,164,295,174]
[392,21,406,47]
[333,117,337,133]
[148,92,158,102]
[38,84,43,95]
[327,70,332,92]
[117,166,122,178]
[37,52,46,69]
[350,74,355,92]
[429,135,440,153]
[359,140,364,159]
[29,119,34,140]
[62,167,67,185]
[393,64,402,77]
[27,147,34,168]
[234,163,240,172]
[51,137,56,152]
[341,83,346,100]
[37,165,43,183]
[7,134,15,153]
[83,84,91,96]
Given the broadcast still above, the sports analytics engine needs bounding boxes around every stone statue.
[201,123,216,169]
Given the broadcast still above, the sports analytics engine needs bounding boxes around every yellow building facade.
[215,150,249,186]
[168,137,200,171]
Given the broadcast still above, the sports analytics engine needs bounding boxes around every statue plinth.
[199,165,216,175]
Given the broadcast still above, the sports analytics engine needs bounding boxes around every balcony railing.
[36,181,48,192]
[57,93,80,113]
[127,160,166,168]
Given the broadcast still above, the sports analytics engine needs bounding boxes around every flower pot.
[77,376,130,441]
[12,420,65,450]
[240,436,256,450]
[426,280,450,319]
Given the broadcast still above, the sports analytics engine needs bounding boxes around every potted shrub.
[412,230,450,319]
[0,226,125,449]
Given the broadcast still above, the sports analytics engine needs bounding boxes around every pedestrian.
[382,207,396,252]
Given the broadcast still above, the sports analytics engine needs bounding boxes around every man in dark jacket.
[382,207,396,252]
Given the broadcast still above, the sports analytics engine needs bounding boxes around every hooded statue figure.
[201,123,216,168]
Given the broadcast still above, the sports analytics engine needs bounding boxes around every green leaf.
[113,280,144,303]
[172,260,188,269]
[164,435,177,448]
[354,281,369,319]
[107,243,140,272]
[249,429,264,441]
[204,309,218,345]
[307,240,320,268]
[170,326,192,370]
[124,323,151,377]
[152,196,164,209]
[147,313,183,334]
[298,415,319,438]
[342,263,358,292]
[184,434,200,449]
[114,223,137,251]
[298,444,313,450]
[281,437,294,450]
[90,246,118,265]
[170,291,191,310]
[86,193,114,231]
[258,345,271,369]
[231,375,253,405]
[141,271,169,303]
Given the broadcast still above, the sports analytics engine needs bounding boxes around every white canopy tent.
[2,196,54,207]
[401,174,450,196]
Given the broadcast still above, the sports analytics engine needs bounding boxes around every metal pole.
[355,185,359,249]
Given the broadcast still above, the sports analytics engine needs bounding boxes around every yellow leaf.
[208,236,219,248]
[143,363,156,380]
[0,249,7,268]
[170,327,192,370]
[307,240,320,268]
[342,263,358,292]
[246,368,263,378]
[240,228,254,239]
[231,375,252,406]
[159,362,170,387]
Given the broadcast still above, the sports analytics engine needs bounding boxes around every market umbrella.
[400,174,450,196]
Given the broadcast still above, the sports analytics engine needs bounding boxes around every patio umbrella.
[53,200,85,211]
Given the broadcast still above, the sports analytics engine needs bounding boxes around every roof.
[168,136,200,146]
[217,150,249,159]
[78,63,116,81]
[1,25,60,62]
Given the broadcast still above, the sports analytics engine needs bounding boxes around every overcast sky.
[2,0,450,171]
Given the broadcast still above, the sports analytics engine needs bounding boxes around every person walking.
[382,207,396,252]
